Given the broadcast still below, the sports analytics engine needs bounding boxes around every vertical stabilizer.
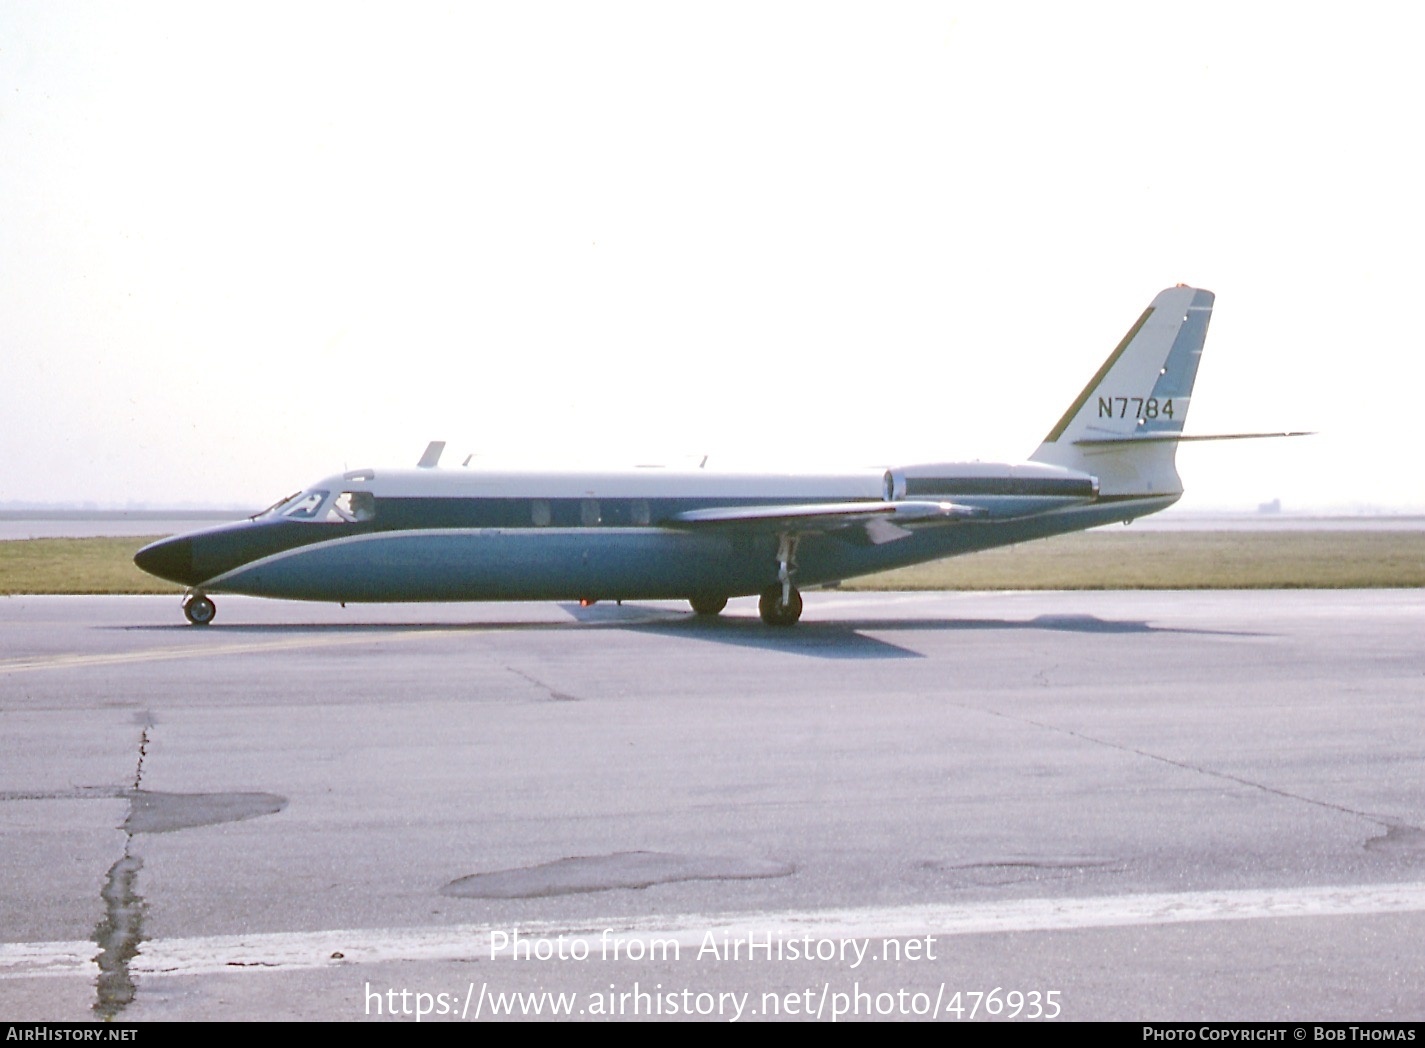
[1031,286,1214,497]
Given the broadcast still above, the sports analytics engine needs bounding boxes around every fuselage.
[133,461,1169,605]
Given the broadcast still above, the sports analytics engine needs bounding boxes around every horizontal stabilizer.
[1074,431,1314,447]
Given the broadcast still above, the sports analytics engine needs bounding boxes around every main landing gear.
[689,595,729,616]
[691,531,805,625]
[688,589,801,624]
[183,594,216,626]
[758,584,802,626]
[758,532,803,626]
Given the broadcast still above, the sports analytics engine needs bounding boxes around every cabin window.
[530,499,552,527]
[283,491,329,519]
[630,499,650,526]
[580,499,601,526]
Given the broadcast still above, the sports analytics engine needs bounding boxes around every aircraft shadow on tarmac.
[120,604,1261,662]
[624,611,1262,660]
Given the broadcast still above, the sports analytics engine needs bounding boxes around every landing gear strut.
[759,584,802,626]
[758,531,804,625]
[183,594,216,626]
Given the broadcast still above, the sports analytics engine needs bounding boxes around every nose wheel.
[183,595,216,626]
[758,584,802,626]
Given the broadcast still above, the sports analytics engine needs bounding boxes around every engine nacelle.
[882,461,1098,517]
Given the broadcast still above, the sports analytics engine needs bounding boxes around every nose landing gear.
[182,594,216,626]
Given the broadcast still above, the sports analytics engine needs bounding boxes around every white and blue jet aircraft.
[136,285,1288,626]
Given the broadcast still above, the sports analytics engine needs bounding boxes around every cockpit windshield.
[256,489,376,523]
[251,491,303,519]
[283,491,330,519]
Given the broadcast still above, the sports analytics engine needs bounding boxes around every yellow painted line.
[0,611,681,675]
[0,632,436,674]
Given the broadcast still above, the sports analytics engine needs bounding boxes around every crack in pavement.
[506,666,580,702]
[965,702,1423,841]
[84,715,289,1018]
[92,722,150,1020]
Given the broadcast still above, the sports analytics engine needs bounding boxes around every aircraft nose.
[134,536,196,585]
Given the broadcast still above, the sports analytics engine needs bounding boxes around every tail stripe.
[1042,306,1156,444]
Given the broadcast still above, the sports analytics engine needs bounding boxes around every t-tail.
[1031,285,1214,499]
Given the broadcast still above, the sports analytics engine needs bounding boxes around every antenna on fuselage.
[417,441,446,468]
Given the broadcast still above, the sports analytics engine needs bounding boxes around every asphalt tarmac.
[1,590,1422,1022]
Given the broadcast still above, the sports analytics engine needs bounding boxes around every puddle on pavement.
[124,790,287,833]
[443,850,794,899]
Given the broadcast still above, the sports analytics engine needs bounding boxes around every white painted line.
[6,881,1425,979]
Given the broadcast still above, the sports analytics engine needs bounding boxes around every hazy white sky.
[2,2,1421,511]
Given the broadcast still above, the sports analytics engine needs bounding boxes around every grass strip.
[0,531,1421,596]
[842,530,1425,590]
[0,537,181,595]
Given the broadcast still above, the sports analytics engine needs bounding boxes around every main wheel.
[183,595,216,626]
[689,595,728,616]
[758,585,802,626]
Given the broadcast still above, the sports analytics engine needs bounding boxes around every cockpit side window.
[280,489,376,523]
[330,491,376,522]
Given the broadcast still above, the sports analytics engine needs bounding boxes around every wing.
[668,499,982,545]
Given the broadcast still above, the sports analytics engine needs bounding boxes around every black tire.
[183,595,216,626]
[689,595,728,616]
[758,585,802,626]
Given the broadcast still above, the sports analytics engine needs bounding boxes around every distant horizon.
[3,500,1422,519]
